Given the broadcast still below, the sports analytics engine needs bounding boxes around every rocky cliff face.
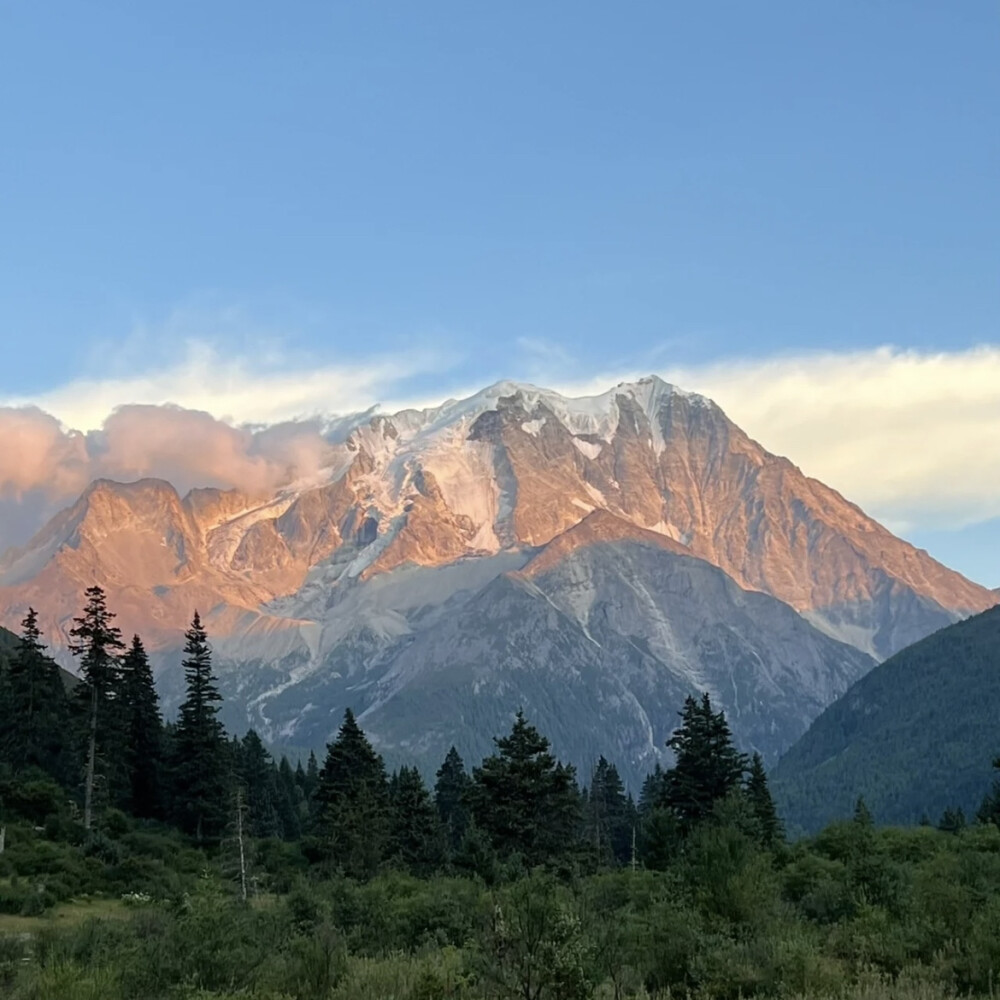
[0,377,992,779]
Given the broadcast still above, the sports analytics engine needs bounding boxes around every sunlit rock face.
[0,377,993,783]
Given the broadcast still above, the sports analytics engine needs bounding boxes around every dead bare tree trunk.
[236,788,248,904]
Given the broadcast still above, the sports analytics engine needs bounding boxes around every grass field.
[0,897,129,936]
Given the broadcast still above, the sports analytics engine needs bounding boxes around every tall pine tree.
[468,710,581,866]
[69,586,126,829]
[275,755,304,841]
[389,766,447,875]
[314,708,390,878]
[171,612,228,842]
[4,609,69,781]
[119,635,163,818]
[664,693,747,830]
[237,729,281,839]
[745,752,783,847]
[977,757,1000,828]
[434,746,471,852]
[584,756,634,867]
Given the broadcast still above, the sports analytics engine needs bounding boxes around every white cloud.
[3,340,447,430]
[1,342,998,553]
[673,345,1000,530]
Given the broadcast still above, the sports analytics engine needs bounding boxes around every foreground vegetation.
[3,588,1000,998]
[4,799,1000,999]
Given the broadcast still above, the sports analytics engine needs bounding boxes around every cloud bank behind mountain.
[1,344,997,570]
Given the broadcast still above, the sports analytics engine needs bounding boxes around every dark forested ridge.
[773,605,1000,832]
[0,624,16,653]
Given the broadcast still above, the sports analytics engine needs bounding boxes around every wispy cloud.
[3,340,448,430]
[1,342,998,554]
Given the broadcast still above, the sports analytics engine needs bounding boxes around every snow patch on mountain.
[572,438,604,460]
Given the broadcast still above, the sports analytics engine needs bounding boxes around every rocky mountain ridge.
[0,376,993,782]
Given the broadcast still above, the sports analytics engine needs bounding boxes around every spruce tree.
[389,765,447,875]
[314,708,390,878]
[434,746,471,852]
[5,609,69,780]
[585,756,633,866]
[294,759,307,790]
[745,752,783,848]
[638,764,667,818]
[977,757,1000,828]
[664,693,747,830]
[172,612,228,842]
[853,796,873,827]
[0,647,11,767]
[119,635,163,818]
[238,729,281,839]
[938,806,967,834]
[305,750,320,795]
[69,586,126,829]
[276,756,303,840]
[468,709,581,866]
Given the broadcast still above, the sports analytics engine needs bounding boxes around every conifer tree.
[938,806,966,834]
[584,756,634,866]
[0,648,11,766]
[434,746,471,851]
[4,609,69,780]
[853,795,873,827]
[389,765,447,875]
[119,635,163,818]
[976,757,1000,828]
[638,764,667,817]
[314,708,390,877]
[637,761,681,869]
[172,612,228,842]
[468,709,580,866]
[305,750,320,795]
[745,752,783,848]
[69,586,126,830]
[276,756,303,840]
[664,693,747,830]
[238,729,281,839]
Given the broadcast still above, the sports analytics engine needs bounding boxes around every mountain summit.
[0,377,992,783]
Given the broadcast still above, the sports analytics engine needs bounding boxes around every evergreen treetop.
[745,752,784,847]
[664,693,747,829]
[3,608,69,780]
[119,634,163,818]
[314,709,391,878]
[468,709,581,866]
[434,745,470,851]
[172,611,228,841]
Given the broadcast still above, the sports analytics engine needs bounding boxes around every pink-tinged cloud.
[0,404,338,554]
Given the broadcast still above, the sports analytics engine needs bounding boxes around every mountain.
[0,376,992,782]
[0,622,78,692]
[772,605,1000,832]
[0,624,16,656]
[239,510,874,784]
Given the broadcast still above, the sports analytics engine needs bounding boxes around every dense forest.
[2,587,1000,999]
[774,605,1000,831]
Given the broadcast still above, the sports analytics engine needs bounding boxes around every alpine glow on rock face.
[0,377,993,785]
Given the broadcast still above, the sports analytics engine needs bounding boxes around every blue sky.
[1,2,998,583]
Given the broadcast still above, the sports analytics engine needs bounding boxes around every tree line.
[4,585,998,879]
